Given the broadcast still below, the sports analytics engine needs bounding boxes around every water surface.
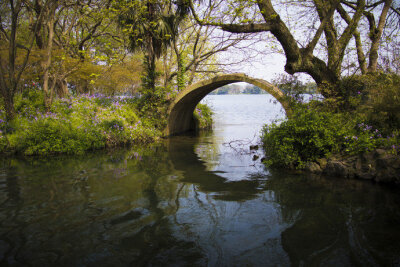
[0,94,399,266]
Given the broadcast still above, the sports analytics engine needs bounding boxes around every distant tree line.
[210,84,268,95]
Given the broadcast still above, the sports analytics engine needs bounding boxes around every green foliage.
[93,55,142,95]
[209,84,242,95]
[0,133,7,152]
[262,107,345,168]
[177,53,187,91]
[320,73,400,122]
[262,103,399,169]
[320,75,369,111]
[7,116,104,155]
[263,73,400,169]
[102,118,124,131]
[118,0,187,94]
[140,55,159,92]
[242,85,265,94]
[272,74,308,95]
[194,103,213,130]
[358,73,400,131]
[0,112,7,151]
[210,87,230,95]
[15,87,46,114]
[0,92,161,155]
[135,84,169,131]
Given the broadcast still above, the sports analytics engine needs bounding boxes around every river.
[0,94,399,266]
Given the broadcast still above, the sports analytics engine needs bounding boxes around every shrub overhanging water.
[261,73,400,169]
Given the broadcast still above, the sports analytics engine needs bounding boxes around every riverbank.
[261,110,400,183]
[262,118,400,184]
[304,149,400,183]
[0,89,212,156]
[261,74,400,184]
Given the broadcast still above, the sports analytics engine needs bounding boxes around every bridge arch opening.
[166,73,290,136]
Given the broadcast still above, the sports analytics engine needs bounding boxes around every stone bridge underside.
[166,73,290,136]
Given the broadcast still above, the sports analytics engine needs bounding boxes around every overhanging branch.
[188,0,272,33]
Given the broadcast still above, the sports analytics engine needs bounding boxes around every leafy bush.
[262,104,399,169]
[358,73,400,131]
[272,73,308,95]
[262,107,345,168]
[262,73,400,169]
[319,73,400,129]
[7,116,104,155]
[194,103,213,130]
[15,87,46,114]
[0,92,161,155]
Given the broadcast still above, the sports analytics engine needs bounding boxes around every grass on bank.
[261,73,400,169]
[0,88,213,156]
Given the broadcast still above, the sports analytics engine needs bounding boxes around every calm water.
[1,95,400,266]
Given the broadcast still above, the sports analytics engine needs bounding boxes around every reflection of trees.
[0,159,23,266]
[2,139,400,265]
[265,171,400,266]
[0,144,202,265]
[193,130,221,171]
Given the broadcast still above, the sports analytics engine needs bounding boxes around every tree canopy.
[188,0,399,96]
[0,0,399,120]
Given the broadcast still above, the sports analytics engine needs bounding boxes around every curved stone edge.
[165,73,291,136]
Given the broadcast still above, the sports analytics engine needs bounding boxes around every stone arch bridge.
[166,73,291,136]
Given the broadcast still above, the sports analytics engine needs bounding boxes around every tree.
[118,1,182,91]
[29,0,58,109]
[336,0,395,74]
[0,0,43,120]
[48,0,120,96]
[94,54,142,95]
[161,2,269,91]
[272,73,307,95]
[189,0,398,98]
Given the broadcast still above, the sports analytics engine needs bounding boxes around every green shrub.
[0,92,161,155]
[262,107,347,168]
[102,119,124,131]
[7,115,104,155]
[261,104,399,169]
[194,103,213,130]
[320,73,400,131]
[358,73,400,131]
[15,88,46,114]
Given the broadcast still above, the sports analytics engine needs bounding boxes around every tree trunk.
[354,30,367,74]
[4,92,16,121]
[42,8,55,111]
[368,0,392,72]
[162,54,170,89]
[56,78,69,98]
[176,54,186,91]
[150,53,156,90]
[143,51,157,91]
[187,61,198,85]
